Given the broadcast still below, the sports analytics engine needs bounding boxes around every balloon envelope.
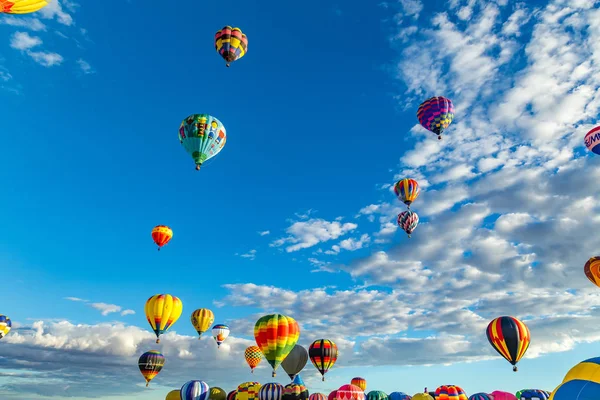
[490,392,516,400]
[282,345,309,380]
[181,381,210,400]
[1,0,48,14]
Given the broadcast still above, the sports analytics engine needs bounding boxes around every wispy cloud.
[10,31,42,50]
[9,31,63,67]
[257,230,270,236]
[64,297,133,317]
[76,58,94,74]
[0,16,47,31]
[63,297,86,302]
[237,249,257,260]
[38,0,74,26]
[120,309,135,316]
[271,218,358,252]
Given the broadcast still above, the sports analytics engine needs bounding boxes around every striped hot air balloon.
[212,324,230,347]
[351,378,367,392]
[228,391,238,400]
[309,339,338,381]
[138,350,165,387]
[215,26,248,67]
[394,179,420,208]
[398,210,419,238]
[468,394,492,400]
[254,314,300,377]
[283,383,309,400]
[238,382,262,400]
[366,391,388,400]
[145,294,183,343]
[151,225,173,251]
[486,316,531,372]
[310,394,328,400]
[191,308,215,338]
[435,385,468,400]
[181,380,210,400]
[259,383,284,400]
[584,257,600,288]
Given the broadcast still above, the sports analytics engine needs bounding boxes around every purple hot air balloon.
[417,96,455,140]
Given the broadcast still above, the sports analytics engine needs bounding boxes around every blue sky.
[2,0,600,398]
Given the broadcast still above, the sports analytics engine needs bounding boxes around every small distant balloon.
[0,315,11,339]
[417,96,455,140]
[215,26,248,67]
[152,225,173,251]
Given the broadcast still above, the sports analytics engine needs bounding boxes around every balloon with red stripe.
[486,316,531,372]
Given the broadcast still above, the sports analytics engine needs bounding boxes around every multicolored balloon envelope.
[486,316,530,371]
[191,308,215,338]
[245,345,263,373]
[550,357,600,399]
[417,96,455,140]
[215,26,248,67]
[283,383,309,400]
[151,225,173,251]
[435,385,468,400]
[337,385,365,400]
[469,394,492,400]
[179,114,227,170]
[138,350,165,387]
[254,314,300,377]
[389,393,411,400]
[0,315,11,339]
[585,126,600,155]
[1,0,47,13]
[238,382,262,400]
[181,380,210,400]
[350,378,366,392]
[260,383,284,400]
[212,324,230,347]
[366,391,388,400]
[398,210,419,238]
[516,390,550,400]
[584,257,600,288]
[145,294,183,343]
[309,339,338,381]
[394,179,420,208]
[310,394,327,400]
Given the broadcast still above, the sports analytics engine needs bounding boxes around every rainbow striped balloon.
[259,383,284,400]
[254,314,300,377]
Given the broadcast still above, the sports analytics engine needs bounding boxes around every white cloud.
[64,297,86,302]
[238,249,257,260]
[38,0,74,26]
[27,51,63,67]
[258,230,270,236]
[90,303,121,316]
[271,218,358,252]
[1,16,47,31]
[120,309,135,316]
[76,58,93,74]
[10,31,42,50]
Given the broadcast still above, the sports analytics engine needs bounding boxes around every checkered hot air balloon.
[245,345,263,373]
[397,210,419,238]
[254,314,300,377]
[486,316,531,372]
[394,179,420,208]
[215,26,248,67]
[435,385,468,400]
[417,96,455,140]
[259,383,284,400]
[309,339,338,381]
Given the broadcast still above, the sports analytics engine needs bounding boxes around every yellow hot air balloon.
[145,294,183,343]
[237,382,261,400]
[254,314,300,377]
[166,390,181,400]
[191,308,215,338]
[1,0,48,14]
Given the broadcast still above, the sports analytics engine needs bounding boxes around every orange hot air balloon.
[254,314,300,377]
[486,316,531,371]
[245,345,263,373]
[434,385,467,400]
[584,257,600,288]
[350,378,366,392]
[151,225,173,251]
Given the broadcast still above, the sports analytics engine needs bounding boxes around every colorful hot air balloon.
[259,383,284,400]
[308,339,338,381]
[549,357,600,399]
[212,324,230,347]
[516,390,550,400]
[584,257,600,288]
[215,26,248,67]
[350,378,367,392]
[366,391,388,400]
[238,382,262,400]
[338,385,365,400]
[397,210,419,238]
[417,96,455,140]
[328,390,338,400]
[245,345,263,373]
[151,225,173,251]
[0,315,11,339]
[435,385,468,400]
[490,392,516,400]
[138,350,165,387]
[182,380,210,400]
[310,394,328,400]
[228,391,238,400]
[0,0,47,14]
[468,395,492,400]
[394,179,420,208]
[254,314,300,377]
[282,344,309,380]
[585,126,600,155]
[210,388,227,400]
[191,308,215,338]
[145,294,183,343]
[412,395,433,400]
[168,390,182,400]
[389,393,411,400]
[486,316,531,372]
[283,383,309,400]
[179,114,227,171]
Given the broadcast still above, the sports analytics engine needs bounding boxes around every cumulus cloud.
[258,230,271,236]
[270,218,358,252]
[38,0,74,26]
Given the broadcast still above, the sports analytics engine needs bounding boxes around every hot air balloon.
[310,394,328,400]
[228,391,238,400]
[366,391,388,400]
[179,114,227,171]
[417,96,455,140]
[245,345,263,373]
[308,339,338,381]
[215,26,248,67]
[585,126,600,155]
[389,393,411,400]
[397,210,419,238]
[0,315,11,339]
[138,350,165,387]
[584,257,600,288]
[152,225,173,251]
[350,378,367,392]
[490,392,516,400]
[468,395,492,400]
[516,390,550,400]
[549,357,600,399]
[191,308,215,338]
[212,324,230,347]
[412,395,433,400]
[283,383,309,400]
[254,314,300,377]
[435,385,468,400]
[329,391,338,400]
[238,382,262,400]
[168,390,182,400]
[259,383,284,400]
[182,381,210,400]
[282,344,309,380]
[1,0,47,14]
[394,179,420,208]
[145,294,183,343]
[486,316,530,372]
[338,385,365,400]
[210,388,227,400]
